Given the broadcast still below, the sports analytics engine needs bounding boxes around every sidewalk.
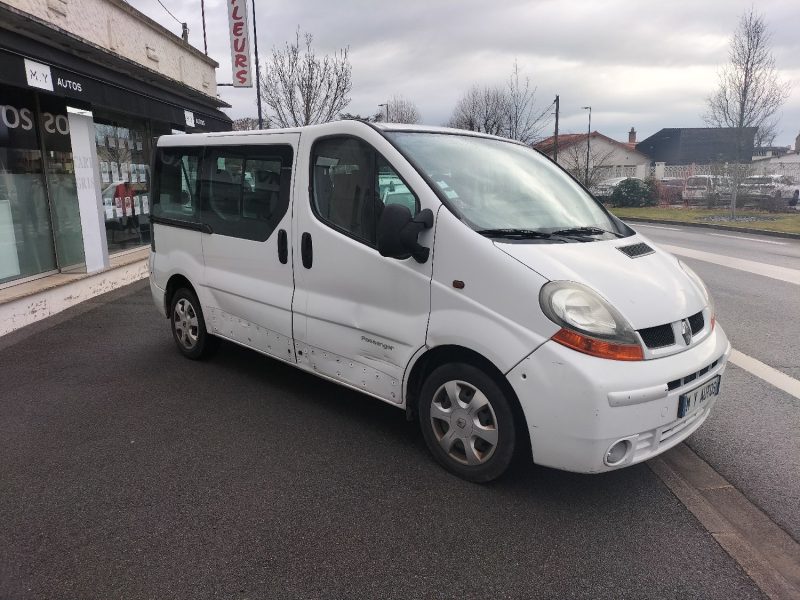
[0,247,149,337]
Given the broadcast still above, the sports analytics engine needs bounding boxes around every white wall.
[558,137,650,172]
[8,0,218,97]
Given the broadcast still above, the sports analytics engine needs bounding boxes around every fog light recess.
[605,439,632,466]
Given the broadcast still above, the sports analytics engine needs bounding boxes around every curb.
[0,259,148,337]
[649,444,800,600]
[620,217,800,240]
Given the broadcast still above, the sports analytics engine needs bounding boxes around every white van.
[149,121,730,482]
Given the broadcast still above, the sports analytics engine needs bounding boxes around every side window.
[200,145,292,241]
[153,147,201,222]
[377,155,419,216]
[312,137,418,245]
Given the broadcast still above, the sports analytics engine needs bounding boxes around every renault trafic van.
[149,121,730,482]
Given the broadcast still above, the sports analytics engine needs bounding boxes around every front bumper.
[507,324,731,473]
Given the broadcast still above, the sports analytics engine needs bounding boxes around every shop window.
[94,114,152,253]
[39,95,84,271]
[0,89,58,285]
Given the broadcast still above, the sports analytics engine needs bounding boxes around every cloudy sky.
[129,0,800,147]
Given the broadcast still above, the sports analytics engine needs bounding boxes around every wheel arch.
[405,345,530,452]
[164,274,196,317]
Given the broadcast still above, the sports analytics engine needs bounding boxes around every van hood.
[495,235,707,329]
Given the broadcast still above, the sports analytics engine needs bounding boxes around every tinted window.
[200,145,292,241]
[312,137,418,245]
[153,147,201,222]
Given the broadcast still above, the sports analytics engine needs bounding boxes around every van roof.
[156,120,526,147]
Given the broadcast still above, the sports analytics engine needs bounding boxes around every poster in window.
[136,141,143,151]
[108,136,116,148]
[141,194,149,214]
[99,161,110,183]
[110,162,119,180]
[130,165,138,183]
[121,163,130,182]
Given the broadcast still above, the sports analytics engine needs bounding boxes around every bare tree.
[447,85,507,135]
[382,95,421,124]
[260,28,352,127]
[704,8,791,152]
[447,61,549,142]
[561,141,616,189]
[505,60,549,144]
[232,117,261,131]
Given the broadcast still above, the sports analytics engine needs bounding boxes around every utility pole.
[553,95,559,163]
[200,0,208,55]
[581,106,592,186]
[251,0,263,128]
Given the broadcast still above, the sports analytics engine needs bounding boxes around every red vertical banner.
[228,0,252,87]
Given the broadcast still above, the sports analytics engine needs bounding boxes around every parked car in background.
[681,175,730,205]
[740,174,799,201]
[657,177,685,204]
[590,176,642,198]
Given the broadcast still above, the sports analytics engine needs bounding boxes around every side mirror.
[377,205,434,263]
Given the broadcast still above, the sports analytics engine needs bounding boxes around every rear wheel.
[169,288,219,360]
[418,363,517,483]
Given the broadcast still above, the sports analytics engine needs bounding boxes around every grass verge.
[609,207,800,234]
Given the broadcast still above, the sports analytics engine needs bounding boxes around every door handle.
[301,232,313,269]
[278,229,288,264]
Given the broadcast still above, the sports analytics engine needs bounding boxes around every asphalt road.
[0,282,765,599]
[632,223,800,541]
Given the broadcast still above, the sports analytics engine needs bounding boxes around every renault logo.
[681,319,692,345]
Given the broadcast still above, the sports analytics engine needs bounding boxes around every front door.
[292,133,433,403]
[200,136,298,362]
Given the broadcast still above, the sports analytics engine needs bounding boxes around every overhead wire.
[154,0,182,26]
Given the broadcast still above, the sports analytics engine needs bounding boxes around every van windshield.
[385,131,627,239]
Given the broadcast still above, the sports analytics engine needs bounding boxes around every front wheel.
[169,288,219,360]
[418,363,518,483]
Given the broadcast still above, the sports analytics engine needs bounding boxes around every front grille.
[688,311,704,334]
[617,243,654,258]
[639,324,675,349]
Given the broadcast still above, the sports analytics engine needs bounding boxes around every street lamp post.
[581,106,591,186]
[378,103,389,123]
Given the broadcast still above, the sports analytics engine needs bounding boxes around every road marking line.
[707,233,787,246]
[660,244,800,286]
[635,224,682,231]
[729,349,800,401]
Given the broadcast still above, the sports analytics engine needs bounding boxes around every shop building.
[0,0,232,288]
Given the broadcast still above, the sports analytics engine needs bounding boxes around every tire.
[418,363,517,483]
[169,287,219,360]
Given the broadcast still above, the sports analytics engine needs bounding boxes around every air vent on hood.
[617,242,654,258]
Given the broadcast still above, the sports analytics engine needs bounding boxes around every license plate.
[677,375,720,419]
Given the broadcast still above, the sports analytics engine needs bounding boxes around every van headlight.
[539,281,644,361]
[678,260,715,329]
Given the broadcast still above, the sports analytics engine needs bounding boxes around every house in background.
[534,128,650,186]
[635,127,757,165]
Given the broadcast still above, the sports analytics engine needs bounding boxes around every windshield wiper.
[549,226,623,238]
[476,228,553,239]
